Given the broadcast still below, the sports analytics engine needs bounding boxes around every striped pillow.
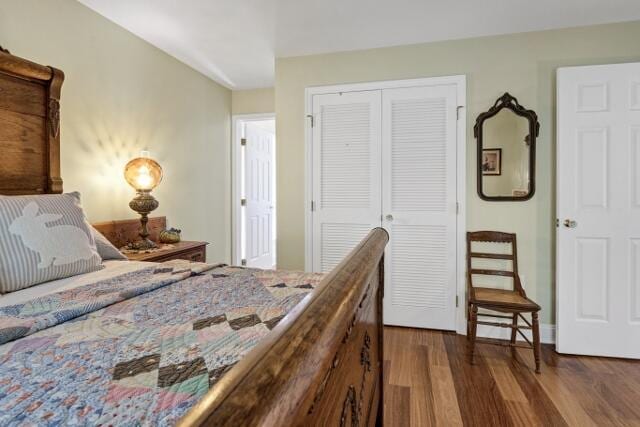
[0,193,102,293]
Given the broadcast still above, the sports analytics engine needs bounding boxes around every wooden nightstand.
[92,217,209,263]
[124,241,208,263]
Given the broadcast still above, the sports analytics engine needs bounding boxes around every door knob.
[563,219,577,228]
[385,214,394,221]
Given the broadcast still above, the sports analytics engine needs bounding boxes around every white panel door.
[382,85,458,330]
[557,63,640,358]
[311,91,382,272]
[244,122,275,269]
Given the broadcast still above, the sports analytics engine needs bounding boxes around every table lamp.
[124,151,163,250]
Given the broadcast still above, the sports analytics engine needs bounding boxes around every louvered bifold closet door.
[311,91,382,273]
[382,86,458,330]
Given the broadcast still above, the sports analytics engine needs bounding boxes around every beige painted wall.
[0,0,231,263]
[276,20,640,324]
[232,87,275,115]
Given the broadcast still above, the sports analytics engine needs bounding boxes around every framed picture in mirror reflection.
[482,148,502,176]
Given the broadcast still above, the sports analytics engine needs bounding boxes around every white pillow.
[90,225,127,261]
[0,192,102,293]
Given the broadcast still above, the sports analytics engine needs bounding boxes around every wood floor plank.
[578,357,640,421]
[429,365,463,426]
[388,342,429,387]
[425,330,450,367]
[442,332,514,427]
[504,401,543,426]
[522,346,631,426]
[555,367,632,427]
[385,384,411,427]
[383,327,640,427]
[575,368,640,423]
[425,332,463,425]
[539,346,588,372]
[407,343,436,427]
[477,344,559,425]
[383,359,391,388]
[507,353,569,426]
[409,380,436,427]
[385,330,437,426]
[531,365,598,427]
[488,364,528,403]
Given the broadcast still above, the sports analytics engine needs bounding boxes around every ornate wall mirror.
[474,93,539,201]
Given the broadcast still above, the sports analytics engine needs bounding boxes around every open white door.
[244,122,276,269]
[557,63,640,358]
[311,91,382,272]
[382,85,459,330]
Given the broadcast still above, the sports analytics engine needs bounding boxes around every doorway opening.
[232,114,276,268]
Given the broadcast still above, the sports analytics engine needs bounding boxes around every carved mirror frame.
[474,92,540,202]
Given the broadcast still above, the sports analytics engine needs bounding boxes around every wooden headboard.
[0,45,65,195]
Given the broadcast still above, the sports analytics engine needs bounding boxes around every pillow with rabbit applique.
[64,192,126,261]
[0,193,103,293]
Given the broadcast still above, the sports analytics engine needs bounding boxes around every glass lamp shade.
[124,157,163,191]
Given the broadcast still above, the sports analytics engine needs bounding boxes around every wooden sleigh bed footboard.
[180,228,389,427]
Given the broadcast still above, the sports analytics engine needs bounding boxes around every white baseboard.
[476,323,555,345]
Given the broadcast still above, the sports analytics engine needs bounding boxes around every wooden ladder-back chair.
[466,231,542,373]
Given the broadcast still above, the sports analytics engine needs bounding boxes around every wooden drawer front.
[175,248,206,263]
[153,247,206,263]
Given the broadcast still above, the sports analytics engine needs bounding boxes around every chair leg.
[468,304,478,365]
[510,313,518,358]
[466,303,471,339]
[532,311,541,373]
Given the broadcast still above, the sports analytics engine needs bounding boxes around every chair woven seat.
[471,288,540,310]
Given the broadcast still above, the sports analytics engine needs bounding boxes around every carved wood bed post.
[180,228,389,426]
[47,67,64,193]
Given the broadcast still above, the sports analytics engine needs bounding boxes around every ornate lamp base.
[126,237,157,251]
[128,190,159,250]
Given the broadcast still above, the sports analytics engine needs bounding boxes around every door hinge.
[456,295,459,307]
[306,114,314,128]
[241,258,247,266]
[456,106,463,121]
[241,198,246,206]
[456,202,460,214]
[311,200,316,211]
[240,138,246,146]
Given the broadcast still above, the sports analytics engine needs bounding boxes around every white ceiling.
[78,0,640,89]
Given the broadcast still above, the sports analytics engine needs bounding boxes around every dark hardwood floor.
[383,326,640,426]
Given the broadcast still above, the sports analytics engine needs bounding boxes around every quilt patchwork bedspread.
[0,260,324,426]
